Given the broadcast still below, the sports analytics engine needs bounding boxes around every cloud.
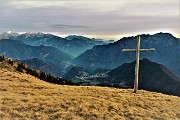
[0,0,179,38]
[50,24,89,29]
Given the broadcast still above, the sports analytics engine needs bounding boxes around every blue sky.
[0,0,179,40]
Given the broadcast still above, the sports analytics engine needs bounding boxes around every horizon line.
[1,31,179,41]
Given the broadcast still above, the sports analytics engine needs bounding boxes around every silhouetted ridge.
[18,58,64,77]
[108,58,180,96]
[0,54,75,85]
[66,58,180,96]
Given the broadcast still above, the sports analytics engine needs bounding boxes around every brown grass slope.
[0,58,180,120]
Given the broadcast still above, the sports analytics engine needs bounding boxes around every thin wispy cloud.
[50,24,89,28]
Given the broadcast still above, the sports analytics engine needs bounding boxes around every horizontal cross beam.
[122,48,155,52]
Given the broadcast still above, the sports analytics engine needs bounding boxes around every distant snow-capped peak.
[7,31,13,34]
[3,31,19,35]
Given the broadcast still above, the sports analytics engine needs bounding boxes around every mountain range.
[0,32,114,57]
[0,32,114,76]
[0,39,73,76]
[74,33,180,76]
[0,32,180,96]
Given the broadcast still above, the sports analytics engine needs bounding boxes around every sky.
[0,0,179,40]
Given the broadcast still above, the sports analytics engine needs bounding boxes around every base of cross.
[133,90,137,93]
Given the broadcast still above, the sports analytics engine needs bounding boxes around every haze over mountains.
[0,32,114,57]
[0,31,180,96]
[0,32,114,76]
[0,39,73,76]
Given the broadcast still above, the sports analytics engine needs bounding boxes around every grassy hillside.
[0,59,180,119]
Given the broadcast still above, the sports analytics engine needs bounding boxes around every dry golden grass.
[0,61,180,120]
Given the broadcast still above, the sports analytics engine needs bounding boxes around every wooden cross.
[122,35,155,93]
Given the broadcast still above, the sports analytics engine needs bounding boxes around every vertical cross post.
[134,35,140,93]
[122,35,155,93]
